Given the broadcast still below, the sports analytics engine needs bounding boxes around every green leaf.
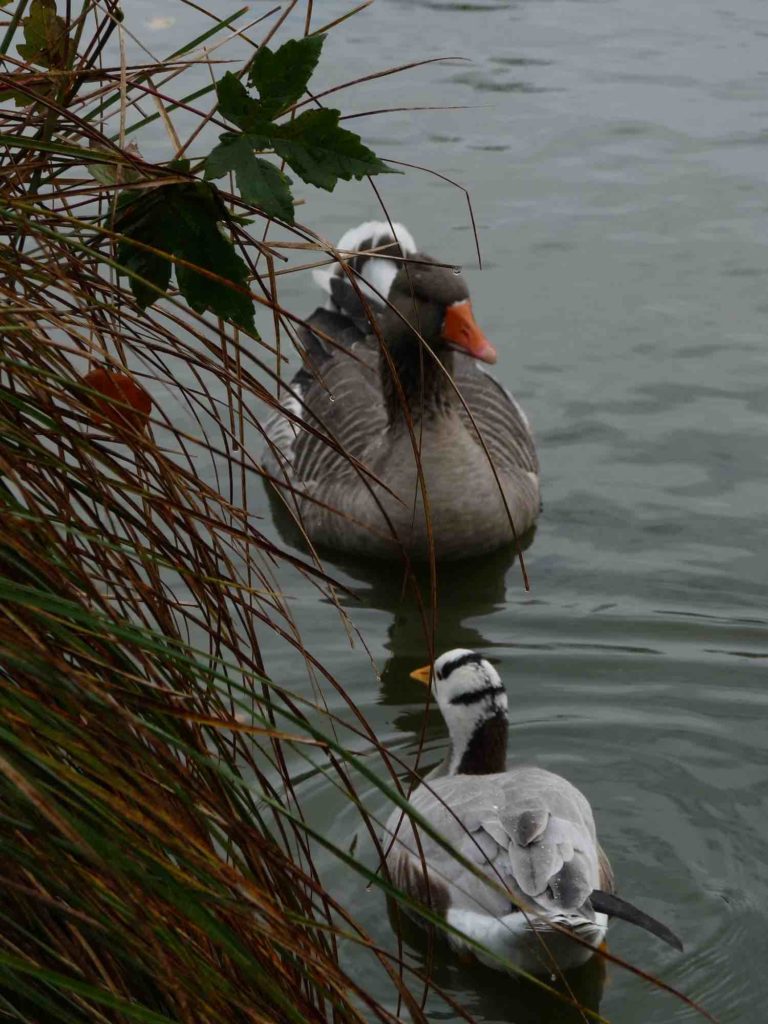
[247,34,324,120]
[87,141,143,187]
[205,134,294,223]
[265,108,396,191]
[0,87,37,107]
[17,0,72,69]
[121,240,172,310]
[113,183,254,329]
[167,157,191,174]
[88,160,123,187]
[174,193,253,326]
[216,71,262,130]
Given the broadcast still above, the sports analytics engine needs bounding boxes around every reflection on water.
[390,902,606,1024]
[328,541,525,748]
[267,479,534,682]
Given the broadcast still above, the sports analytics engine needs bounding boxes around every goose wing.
[263,220,415,481]
[263,322,538,482]
[452,356,539,478]
[385,767,609,920]
[261,309,386,485]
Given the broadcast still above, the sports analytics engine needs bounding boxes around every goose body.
[262,223,539,560]
[383,650,681,974]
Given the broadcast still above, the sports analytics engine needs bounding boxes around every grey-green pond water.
[128,2,768,1019]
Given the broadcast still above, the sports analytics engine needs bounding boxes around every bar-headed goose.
[383,649,682,973]
[262,222,539,560]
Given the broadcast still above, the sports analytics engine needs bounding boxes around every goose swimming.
[383,649,682,973]
[261,222,540,560]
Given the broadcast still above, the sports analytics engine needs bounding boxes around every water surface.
[128,2,768,1020]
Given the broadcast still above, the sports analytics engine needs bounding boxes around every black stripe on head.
[436,651,484,680]
[349,233,402,277]
[349,235,374,276]
[330,233,402,319]
[449,684,505,707]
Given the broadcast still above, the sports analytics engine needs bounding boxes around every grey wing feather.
[292,351,384,485]
[384,767,602,919]
[452,356,539,477]
[499,770,600,911]
[386,830,451,916]
[515,808,550,847]
[384,778,513,918]
[262,311,386,483]
[263,321,537,487]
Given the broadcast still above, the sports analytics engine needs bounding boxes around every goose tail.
[446,907,609,973]
[313,221,417,317]
[590,890,683,951]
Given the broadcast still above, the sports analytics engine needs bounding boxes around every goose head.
[411,648,508,777]
[375,262,497,421]
[381,260,497,365]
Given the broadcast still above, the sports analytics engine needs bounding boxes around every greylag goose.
[383,649,682,973]
[262,222,540,560]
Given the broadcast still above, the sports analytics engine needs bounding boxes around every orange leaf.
[82,368,152,434]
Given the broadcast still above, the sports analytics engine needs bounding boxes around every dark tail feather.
[590,890,683,952]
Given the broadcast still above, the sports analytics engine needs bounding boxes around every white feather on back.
[312,221,417,309]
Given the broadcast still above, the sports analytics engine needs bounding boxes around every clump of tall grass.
[0,3,432,1020]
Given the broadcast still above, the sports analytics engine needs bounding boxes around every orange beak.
[409,664,432,686]
[441,300,497,364]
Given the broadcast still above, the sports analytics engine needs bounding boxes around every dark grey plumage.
[261,222,540,560]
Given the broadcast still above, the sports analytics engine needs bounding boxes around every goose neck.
[450,710,508,776]
[380,334,455,425]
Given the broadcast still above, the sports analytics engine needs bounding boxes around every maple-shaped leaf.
[114,182,254,329]
[204,134,294,223]
[18,0,72,70]
[263,108,396,191]
[216,72,263,130]
[247,34,324,120]
[206,36,393,211]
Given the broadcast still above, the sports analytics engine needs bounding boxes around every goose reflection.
[310,532,534,742]
[266,477,534,707]
[368,540,531,720]
[390,903,605,1024]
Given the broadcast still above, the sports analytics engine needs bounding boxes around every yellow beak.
[409,664,432,686]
